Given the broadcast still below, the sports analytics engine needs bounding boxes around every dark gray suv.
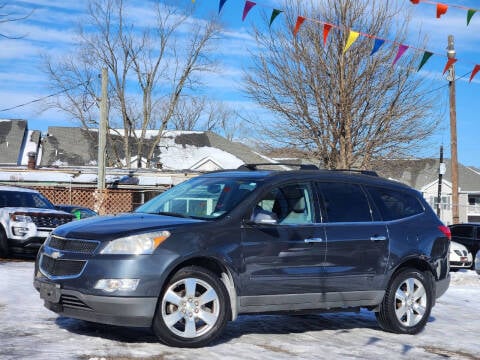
[34,166,450,347]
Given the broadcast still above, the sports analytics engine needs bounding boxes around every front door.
[240,182,326,297]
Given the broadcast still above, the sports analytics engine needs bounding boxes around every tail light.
[438,225,451,240]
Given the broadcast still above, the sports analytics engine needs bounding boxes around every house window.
[430,196,450,210]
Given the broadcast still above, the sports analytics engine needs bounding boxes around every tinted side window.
[318,182,372,222]
[451,225,473,238]
[367,186,424,221]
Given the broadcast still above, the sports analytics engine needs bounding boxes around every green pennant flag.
[467,9,477,26]
[418,51,433,71]
[269,9,283,27]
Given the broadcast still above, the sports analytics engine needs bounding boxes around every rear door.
[317,182,389,292]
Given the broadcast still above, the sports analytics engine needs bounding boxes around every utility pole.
[98,68,108,191]
[447,35,459,224]
[437,145,445,218]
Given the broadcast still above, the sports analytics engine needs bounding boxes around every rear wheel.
[152,266,229,348]
[376,268,432,334]
[0,227,9,258]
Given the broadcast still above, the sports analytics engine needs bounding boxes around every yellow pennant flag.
[343,30,360,53]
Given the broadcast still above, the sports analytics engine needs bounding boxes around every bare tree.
[0,2,33,39]
[44,0,220,168]
[244,0,439,169]
[169,98,243,141]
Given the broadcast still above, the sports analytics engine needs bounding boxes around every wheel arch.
[161,256,238,321]
[388,257,436,304]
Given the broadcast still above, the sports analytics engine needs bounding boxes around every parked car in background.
[449,241,473,271]
[0,185,74,257]
[34,166,450,347]
[55,205,97,220]
[449,223,480,268]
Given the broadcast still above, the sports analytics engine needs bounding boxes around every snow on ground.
[0,260,479,360]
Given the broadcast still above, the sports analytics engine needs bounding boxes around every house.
[374,159,480,225]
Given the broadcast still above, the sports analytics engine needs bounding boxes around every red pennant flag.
[323,23,332,46]
[242,1,256,21]
[470,65,480,82]
[410,0,420,3]
[293,16,306,36]
[442,58,457,75]
[437,3,448,18]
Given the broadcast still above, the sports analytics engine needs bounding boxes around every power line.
[0,81,88,113]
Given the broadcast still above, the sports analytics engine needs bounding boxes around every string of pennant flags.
[197,0,480,83]
[409,0,480,25]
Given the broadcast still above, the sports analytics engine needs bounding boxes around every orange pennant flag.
[470,65,480,82]
[443,58,457,75]
[437,3,448,18]
[293,16,306,36]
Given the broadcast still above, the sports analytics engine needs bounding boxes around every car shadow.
[55,310,390,345]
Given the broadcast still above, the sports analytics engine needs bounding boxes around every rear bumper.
[34,279,157,327]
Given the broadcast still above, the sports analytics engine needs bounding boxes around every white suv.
[0,185,74,257]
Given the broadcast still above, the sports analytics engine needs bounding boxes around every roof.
[40,127,272,170]
[0,119,28,165]
[373,158,480,192]
[0,185,38,193]
[203,168,413,191]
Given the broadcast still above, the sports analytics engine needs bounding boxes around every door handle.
[304,238,323,243]
[370,235,387,241]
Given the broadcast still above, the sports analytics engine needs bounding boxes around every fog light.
[94,279,139,293]
[12,227,29,236]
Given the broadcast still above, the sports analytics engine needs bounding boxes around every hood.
[5,207,72,216]
[52,212,205,241]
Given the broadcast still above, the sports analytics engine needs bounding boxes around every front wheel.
[376,268,433,334]
[152,266,229,348]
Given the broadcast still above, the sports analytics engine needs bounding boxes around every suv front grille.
[31,214,74,229]
[40,254,86,278]
[47,235,99,254]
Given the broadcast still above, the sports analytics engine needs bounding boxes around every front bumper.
[34,278,157,327]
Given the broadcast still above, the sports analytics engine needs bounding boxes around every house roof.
[0,119,28,165]
[373,158,480,192]
[39,127,272,170]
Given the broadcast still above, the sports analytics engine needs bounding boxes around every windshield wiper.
[153,211,191,218]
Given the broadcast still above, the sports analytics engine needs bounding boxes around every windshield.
[136,176,258,220]
[0,190,55,209]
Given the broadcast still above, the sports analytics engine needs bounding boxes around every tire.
[152,266,230,348]
[0,227,9,258]
[376,268,433,334]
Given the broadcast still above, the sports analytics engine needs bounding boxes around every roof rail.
[237,163,319,171]
[329,169,379,177]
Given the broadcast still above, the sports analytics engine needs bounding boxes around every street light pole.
[447,35,459,224]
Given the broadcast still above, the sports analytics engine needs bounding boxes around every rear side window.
[317,182,372,222]
[450,225,473,238]
[366,186,424,221]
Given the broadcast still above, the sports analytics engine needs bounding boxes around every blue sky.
[0,0,479,167]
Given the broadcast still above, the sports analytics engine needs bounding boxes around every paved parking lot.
[1,260,479,360]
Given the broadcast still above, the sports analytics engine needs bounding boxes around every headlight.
[11,214,33,222]
[100,230,171,255]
